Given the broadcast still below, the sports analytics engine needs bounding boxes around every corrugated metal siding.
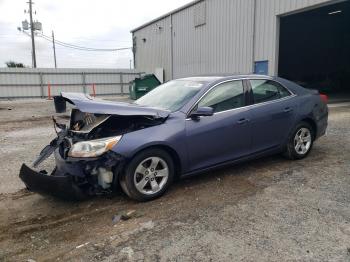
[0,68,141,98]
[134,16,172,80]
[133,0,336,79]
[171,0,254,78]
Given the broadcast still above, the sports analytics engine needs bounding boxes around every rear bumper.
[19,164,86,200]
[316,111,328,139]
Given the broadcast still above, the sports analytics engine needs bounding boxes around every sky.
[0,0,192,69]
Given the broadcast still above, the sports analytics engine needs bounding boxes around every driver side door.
[185,80,252,172]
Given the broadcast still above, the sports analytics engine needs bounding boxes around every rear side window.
[198,80,244,113]
[250,80,291,104]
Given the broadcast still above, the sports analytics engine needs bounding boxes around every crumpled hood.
[58,92,170,118]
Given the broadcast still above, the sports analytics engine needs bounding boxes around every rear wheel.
[120,148,174,201]
[284,121,314,160]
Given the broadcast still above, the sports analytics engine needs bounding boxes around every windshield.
[135,80,204,111]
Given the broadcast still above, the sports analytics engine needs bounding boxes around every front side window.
[250,80,291,104]
[198,80,245,113]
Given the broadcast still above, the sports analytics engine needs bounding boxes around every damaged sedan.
[19,75,328,201]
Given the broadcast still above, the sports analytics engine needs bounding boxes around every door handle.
[237,118,250,125]
[283,107,293,113]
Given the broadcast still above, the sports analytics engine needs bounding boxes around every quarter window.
[250,80,291,104]
[198,81,244,113]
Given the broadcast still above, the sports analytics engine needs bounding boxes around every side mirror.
[190,106,214,119]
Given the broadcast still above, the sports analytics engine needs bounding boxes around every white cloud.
[0,0,192,68]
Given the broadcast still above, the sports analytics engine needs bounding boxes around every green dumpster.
[129,74,161,100]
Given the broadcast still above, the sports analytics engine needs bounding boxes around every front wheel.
[120,148,175,201]
[284,121,314,160]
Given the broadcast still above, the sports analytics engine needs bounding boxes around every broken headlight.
[68,136,122,158]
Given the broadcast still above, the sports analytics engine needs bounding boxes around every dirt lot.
[0,98,349,261]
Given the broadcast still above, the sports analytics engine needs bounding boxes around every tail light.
[319,94,328,104]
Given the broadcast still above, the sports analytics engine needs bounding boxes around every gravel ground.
[0,98,349,261]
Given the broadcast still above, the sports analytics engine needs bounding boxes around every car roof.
[176,76,225,82]
[177,74,273,84]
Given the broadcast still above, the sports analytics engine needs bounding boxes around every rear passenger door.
[247,79,296,153]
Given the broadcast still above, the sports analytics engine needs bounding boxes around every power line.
[38,33,132,52]
[40,34,131,51]
[12,31,132,52]
[15,29,133,67]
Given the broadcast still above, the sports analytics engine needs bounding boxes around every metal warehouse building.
[131,0,350,95]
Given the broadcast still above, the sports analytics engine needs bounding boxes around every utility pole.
[52,30,57,68]
[28,0,37,68]
[19,0,41,68]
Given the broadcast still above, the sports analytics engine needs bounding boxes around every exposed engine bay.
[69,108,164,141]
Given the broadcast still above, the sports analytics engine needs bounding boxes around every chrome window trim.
[186,78,247,117]
[241,76,295,95]
[245,93,297,110]
[185,77,296,120]
[185,94,296,120]
[249,78,294,100]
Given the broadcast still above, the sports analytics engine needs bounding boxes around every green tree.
[5,61,26,68]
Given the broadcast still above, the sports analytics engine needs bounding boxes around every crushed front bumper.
[19,120,126,200]
[19,147,125,200]
[19,164,87,200]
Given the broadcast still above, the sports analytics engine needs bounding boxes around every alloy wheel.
[294,127,312,155]
[133,157,169,195]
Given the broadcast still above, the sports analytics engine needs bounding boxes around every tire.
[284,121,314,160]
[119,148,175,201]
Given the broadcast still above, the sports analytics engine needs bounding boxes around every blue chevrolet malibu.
[20,75,328,201]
